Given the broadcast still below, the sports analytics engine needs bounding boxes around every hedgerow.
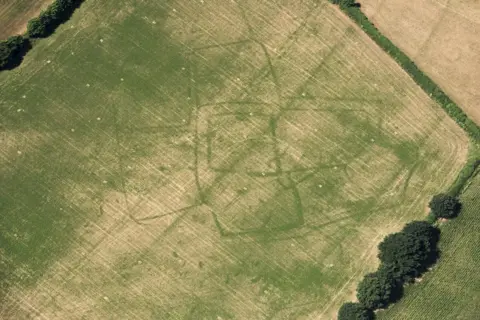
[27,0,84,38]
[0,36,31,71]
[332,3,478,317]
[336,4,480,142]
[0,0,83,72]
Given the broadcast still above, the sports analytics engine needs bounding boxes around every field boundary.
[333,2,480,319]
[333,3,480,196]
[336,4,480,142]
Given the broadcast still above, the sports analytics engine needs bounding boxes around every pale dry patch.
[0,130,46,170]
[127,169,198,220]
[165,0,249,47]
[8,194,204,319]
[342,146,400,201]
[277,109,356,170]
[192,41,273,105]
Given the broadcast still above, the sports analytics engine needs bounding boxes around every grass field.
[359,0,480,125]
[0,0,54,39]
[378,171,480,320]
[0,0,470,319]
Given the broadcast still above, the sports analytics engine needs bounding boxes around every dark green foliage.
[429,193,461,219]
[402,221,440,248]
[377,222,439,282]
[0,36,31,70]
[357,271,397,310]
[27,0,83,38]
[329,0,356,7]
[340,0,356,8]
[378,233,422,282]
[338,302,375,320]
[334,6,480,141]
[449,155,480,196]
[27,17,48,38]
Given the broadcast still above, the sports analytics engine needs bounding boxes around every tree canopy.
[0,36,30,71]
[357,271,397,310]
[377,224,438,282]
[429,193,461,219]
[27,0,83,38]
[402,221,439,247]
[338,302,374,320]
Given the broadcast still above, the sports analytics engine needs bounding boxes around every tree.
[338,302,374,320]
[0,36,30,70]
[27,0,83,38]
[357,271,396,310]
[27,17,48,38]
[429,193,461,219]
[402,221,439,250]
[378,233,424,282]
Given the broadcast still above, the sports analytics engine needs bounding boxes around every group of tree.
[338,194,462,319]
[27,0,83,38]
[0,0,83,71]
[338,221,440,319]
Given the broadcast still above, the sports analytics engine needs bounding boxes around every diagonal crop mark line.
[191,62,207,204]
[189,1,321,110]
[269,115,283,174]
[135,204,201,224]
[110,95,140,224]
[256,40,282,101]
[287,173,305,224]
[279,31,351,111]
[191,39,252,51]
[221,172,316,237]
[234,0,256,38]
[282,96,390,109]
[198,100,272,108]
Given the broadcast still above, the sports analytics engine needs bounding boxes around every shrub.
[0,36,31,71]
[429,193,461,219]
[357,271,397,310]
[338,302,374,320]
